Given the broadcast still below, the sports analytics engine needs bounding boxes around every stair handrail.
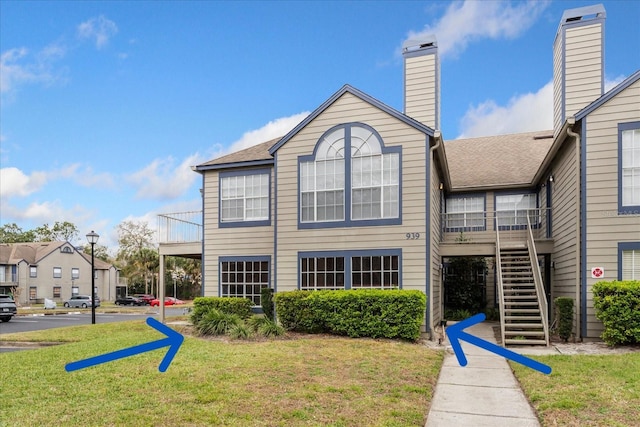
[495,216,506,347]
[526,213,550,346]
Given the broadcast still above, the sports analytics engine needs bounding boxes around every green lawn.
[0,319,443,426]
[512,353,640,426]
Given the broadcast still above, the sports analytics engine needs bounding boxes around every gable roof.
[195,137,281,172]
[576,69,640,120]
[269,84,435,155]
[0,241,74,265]
[445,130,555,190]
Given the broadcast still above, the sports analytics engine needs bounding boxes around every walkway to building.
[425,320,541,426]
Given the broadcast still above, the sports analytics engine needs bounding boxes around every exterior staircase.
[497,246,549,346]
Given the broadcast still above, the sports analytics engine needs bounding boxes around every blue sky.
[1,1,639,249]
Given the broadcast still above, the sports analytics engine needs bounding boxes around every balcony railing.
[157,211,203,244]
[440,208,551,242]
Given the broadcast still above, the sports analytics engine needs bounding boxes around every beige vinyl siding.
[430,159,443,330]
[405,54,437,129]
[202,168,275,298]
[583,78,640,339]
[274,92,430,325]
[549,136,580,337]
[564,24,603,120]
[553,32,564,133]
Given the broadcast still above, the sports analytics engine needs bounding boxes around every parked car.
[114,296,144,306]
[150,297,184,307]
[133,294,155,305]
[63,295,100,308]
[0,294,17,322]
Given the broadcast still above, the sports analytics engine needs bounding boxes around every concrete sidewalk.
[425,321,541,426]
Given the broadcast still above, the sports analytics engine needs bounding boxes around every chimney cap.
[560,4,606,24]
[402,35,437,54]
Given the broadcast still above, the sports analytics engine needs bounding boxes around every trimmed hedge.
[592,280,640,346]
[274,289,426,341]
[554,297,574,342]
[191,297,253,325]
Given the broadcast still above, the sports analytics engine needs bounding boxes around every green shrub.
[593,280,640,346]
[228,322,254,339]
[554,297,574,342]
[191,296,253,325]
[260,287,274,320]
[274,289,426,341]
[195,309,243,336]
[246,315,285,337]
[483,307,500,321]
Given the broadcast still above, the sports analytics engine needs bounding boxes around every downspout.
[566,121,582,340]
[427,131,442,338]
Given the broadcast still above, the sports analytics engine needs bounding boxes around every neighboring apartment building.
[159,4,639,344]
[0,241,122,305]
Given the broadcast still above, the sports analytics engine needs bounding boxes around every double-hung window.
[619,243,640,280]
[496,193,538,229]
[445,195,485,231]
[220,169,270,227]
[53,267,62,279]
[620,123,640,212]
[299,123,401,228]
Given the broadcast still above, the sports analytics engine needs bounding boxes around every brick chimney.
[403,35,440,130]
[553,4,606,135]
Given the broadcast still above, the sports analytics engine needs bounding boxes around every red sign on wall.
[591,267,604,279]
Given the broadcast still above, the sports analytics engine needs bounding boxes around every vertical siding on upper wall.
[564,24,603,121]
[405,54,437,130]
[584,79,640,339]
[202,168,275,297]
[274,92,429,305]
[550,136,580,336]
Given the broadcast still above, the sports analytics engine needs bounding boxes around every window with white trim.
[53,267,62,279]
[220,173,269,223]
[30,266,37,278]
[299,124,400,226]
[220,259,269,306]
[496,193,538,228]
[445,196,484,231]
[71,268,80,280]
[622,249,640,280]
[621,127,640,208]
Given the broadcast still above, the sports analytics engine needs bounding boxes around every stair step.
[504,330,546,336]
[504,308,540,313]
[505,316,542,321]
[504,323,544,329]
[503,301,539,306]
[504,295,537,300]
[504,339,547,345]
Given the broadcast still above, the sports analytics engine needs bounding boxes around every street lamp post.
[86,231,100,325]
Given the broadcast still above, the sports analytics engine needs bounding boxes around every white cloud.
[457,81,553,138]
[0,44,66,96]
[605,75,627,92]
[127,153,203,200]
[77,15,118,49]
[208,112,310,161]
[405,0,550,59]
[0,167,48,197]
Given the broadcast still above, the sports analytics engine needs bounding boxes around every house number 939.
[406,232,420,240]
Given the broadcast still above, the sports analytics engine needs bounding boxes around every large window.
[220,169,270,227]
[620,123,640,212]
[619,243,640,280]
[299,123,401,228]
[496,193,538,229]
[445,195,485,231]
[299,250,401,290]
[220,258,269,306]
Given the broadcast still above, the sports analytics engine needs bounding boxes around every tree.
[83,244,111,262]
[0,223,35,243]
[117,220,157,294]
[34,221,79,242]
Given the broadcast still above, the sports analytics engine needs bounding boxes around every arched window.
[299,123,401,228]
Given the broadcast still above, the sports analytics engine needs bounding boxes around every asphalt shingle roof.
[197,137,280,168]
[444,131,554,189]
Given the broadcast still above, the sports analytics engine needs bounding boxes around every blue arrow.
[446,313,552,375]
[65,317,184,373]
